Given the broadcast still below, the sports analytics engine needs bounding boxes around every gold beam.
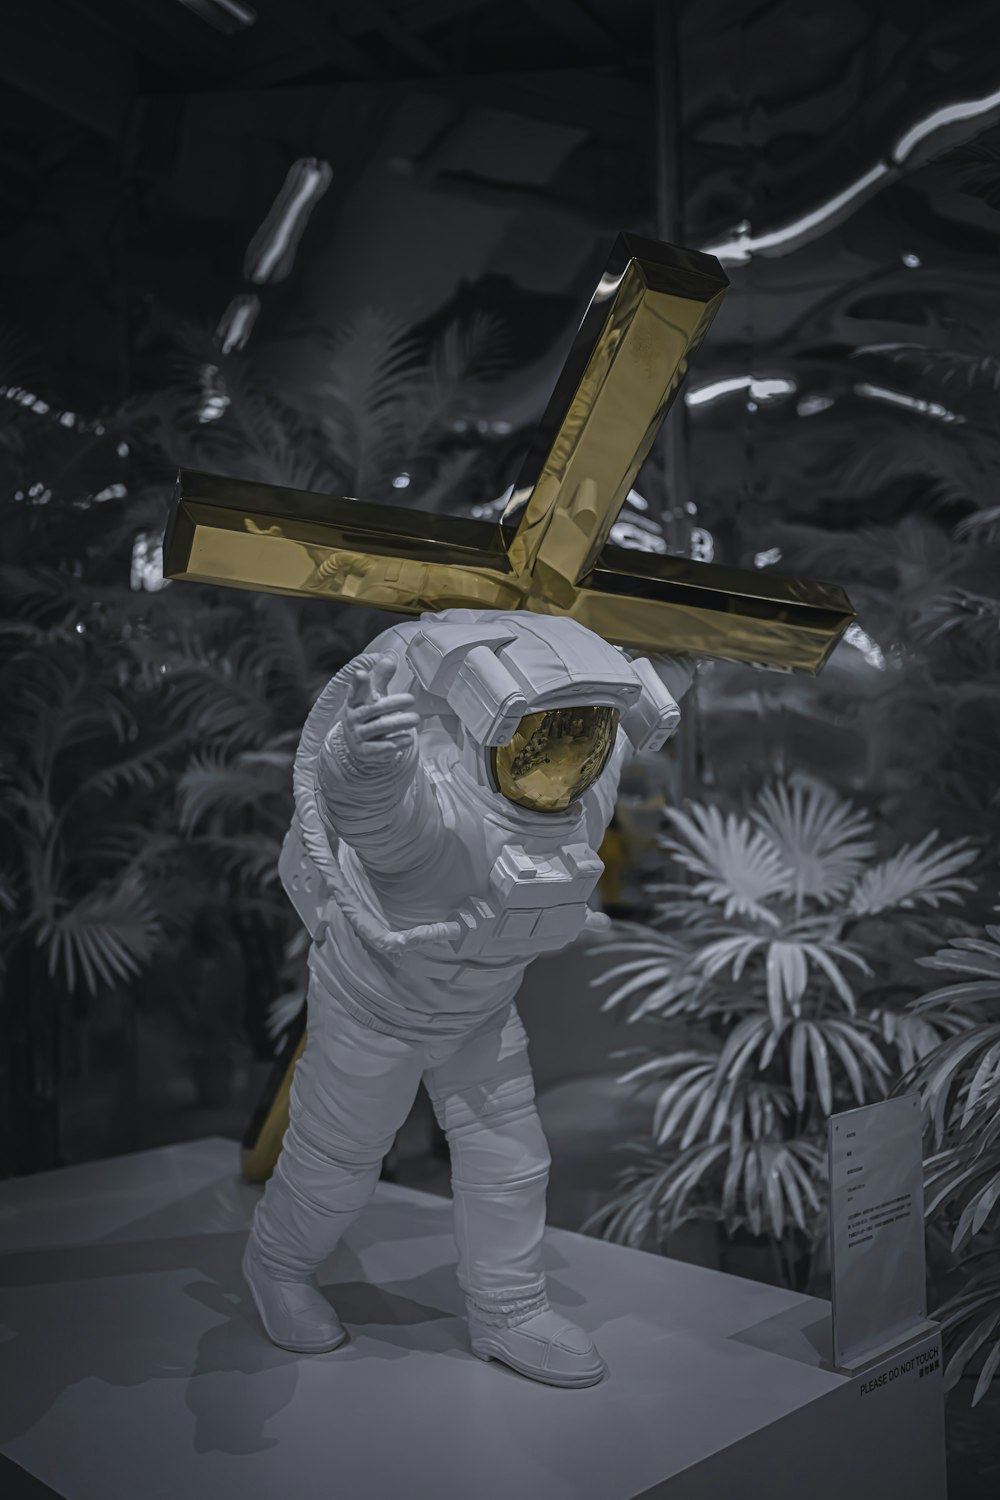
[166,467,854,672]
[503,238,728,603]
[241,1023,306,1184]
[165,471,521,613]
[571,544,854,673]
[164,234,855,671]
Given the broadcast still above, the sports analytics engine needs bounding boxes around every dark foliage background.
[1,0,999,1487]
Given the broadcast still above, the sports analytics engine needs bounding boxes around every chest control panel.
[449,842,604,958]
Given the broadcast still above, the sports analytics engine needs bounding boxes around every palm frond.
[722,1138,825,1239]
[914,925,1000,1002]
[208,359,333,492]
[590,927,699,1019]
[162,643,277,749]
[266,985,306,1051]
[402,311,509,459]
[30,871,162,996]
[587,1133,824,1246]
[826,422,993,512]
[875,1008,964,1073]
[955,504,1000,543]
[690,928,868,1025]
[752,781,876,907]
[0,864,20,916]
[644,1053,721,1146]
[717,1011,889,1108]
[633,1047,792,1152]
[856,342,1000,394]
[916,587,1000,646]
[315,307,422,492]
[911,1024,1000,1148]
[663,803,791,924]
[176,749,288,834]
[76,733,188,800]
[849,833,978,916]
[191,832,284,890]
[0,565,91,626]
[934,1260,1000,1404]
[764,515,949,591]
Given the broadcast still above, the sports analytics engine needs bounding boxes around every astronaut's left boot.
[466,1289,607,1388]
[242,1104,387,1354]
[242,1236,347,1353]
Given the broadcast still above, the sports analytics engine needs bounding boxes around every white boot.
[242,1236,347,1353]
[467,1296,607,1388]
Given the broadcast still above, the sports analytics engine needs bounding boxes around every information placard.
[829,1095,933,1369]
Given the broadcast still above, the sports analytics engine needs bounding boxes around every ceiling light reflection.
[217,293,261,354]
[844,623,886,670]
[703,80,1000,263]
[854,382,963,423]
[244,158,333,285]
[686,375,796,407]
[892,83,1000,163]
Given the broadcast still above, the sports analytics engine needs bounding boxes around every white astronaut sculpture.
[243,607,690,1388]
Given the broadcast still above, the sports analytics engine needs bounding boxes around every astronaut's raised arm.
[315,656,442,877]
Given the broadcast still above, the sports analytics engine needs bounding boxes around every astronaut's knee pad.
[278,1116,391,1213]
[431,1059,538,1134]
[448,1100,552,1190]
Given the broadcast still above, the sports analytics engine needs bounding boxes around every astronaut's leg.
[425,1006,606,1388]
[244,982,423,1352]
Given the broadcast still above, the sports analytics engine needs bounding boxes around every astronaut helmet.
[402,609,680,815]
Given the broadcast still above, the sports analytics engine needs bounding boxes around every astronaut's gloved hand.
[340,653,419,773]
[584,908,612,934]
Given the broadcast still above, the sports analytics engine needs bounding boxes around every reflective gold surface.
[571,543,855,672]
[492,706,620,813]
[503,237,729,603]
[164,235,856,673]
[241,1027,306,1184]
[166,473,521,613]
[167,466,854,669]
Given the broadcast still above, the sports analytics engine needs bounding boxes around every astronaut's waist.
[308,942,516,1039]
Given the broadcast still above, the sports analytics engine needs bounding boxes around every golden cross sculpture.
[164,234,855,1182]
[164,234,855,672]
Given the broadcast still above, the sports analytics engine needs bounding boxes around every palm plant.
[690,292,1000,862]
[0,303,510,1172]
[121,305,509,509]
[903,910,1000,1406]
[0,520,190,1171]
[586,778,982,1286]
[682,133,1000,856]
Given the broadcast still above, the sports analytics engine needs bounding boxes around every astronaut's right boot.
[446,1096,607,1388]
[466,1295,607,1388]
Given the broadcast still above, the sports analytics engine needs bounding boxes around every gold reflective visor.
[491,706,620,814]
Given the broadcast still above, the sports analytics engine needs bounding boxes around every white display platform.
[0,1137,946,1500]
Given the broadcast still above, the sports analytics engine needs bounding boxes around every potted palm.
[586,777,981,1290]
[904,910,1000,1408]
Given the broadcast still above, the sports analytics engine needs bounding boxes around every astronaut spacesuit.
[243,608,688,1388]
